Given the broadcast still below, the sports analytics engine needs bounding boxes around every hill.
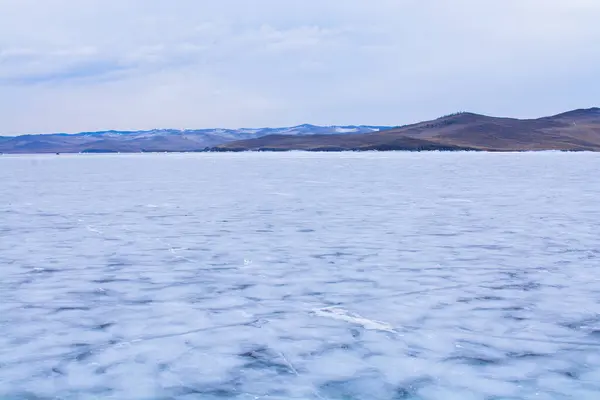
[2,108,599,153]
[215,108,600,152]
[0,125,389,154]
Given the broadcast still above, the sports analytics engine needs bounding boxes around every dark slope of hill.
[215,108,600,152]
[212,134,476,152]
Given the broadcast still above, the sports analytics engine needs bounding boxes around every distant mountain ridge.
[0,124,390,154]
[215,108,600,152]
[2,108,599,153]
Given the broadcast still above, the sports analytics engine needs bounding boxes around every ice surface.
[1,151,600,399]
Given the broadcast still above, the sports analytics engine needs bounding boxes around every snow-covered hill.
[0,125,391,153]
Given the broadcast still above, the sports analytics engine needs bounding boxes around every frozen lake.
[1,152,600,399]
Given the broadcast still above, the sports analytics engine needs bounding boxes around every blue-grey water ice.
[1,152,600,399]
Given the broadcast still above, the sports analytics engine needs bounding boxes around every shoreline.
[1,148,598,156]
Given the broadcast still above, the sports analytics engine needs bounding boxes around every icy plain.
[1,152,600,399]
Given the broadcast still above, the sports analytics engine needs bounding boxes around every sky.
[0,0,599,135]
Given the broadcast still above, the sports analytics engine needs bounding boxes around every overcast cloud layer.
[1,0,599,135]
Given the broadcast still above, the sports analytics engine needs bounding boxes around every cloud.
[0,0,599,134]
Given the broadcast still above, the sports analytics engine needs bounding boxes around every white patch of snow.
[335,127,359,133]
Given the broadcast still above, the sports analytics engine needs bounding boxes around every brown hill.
[215,108,600,151]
